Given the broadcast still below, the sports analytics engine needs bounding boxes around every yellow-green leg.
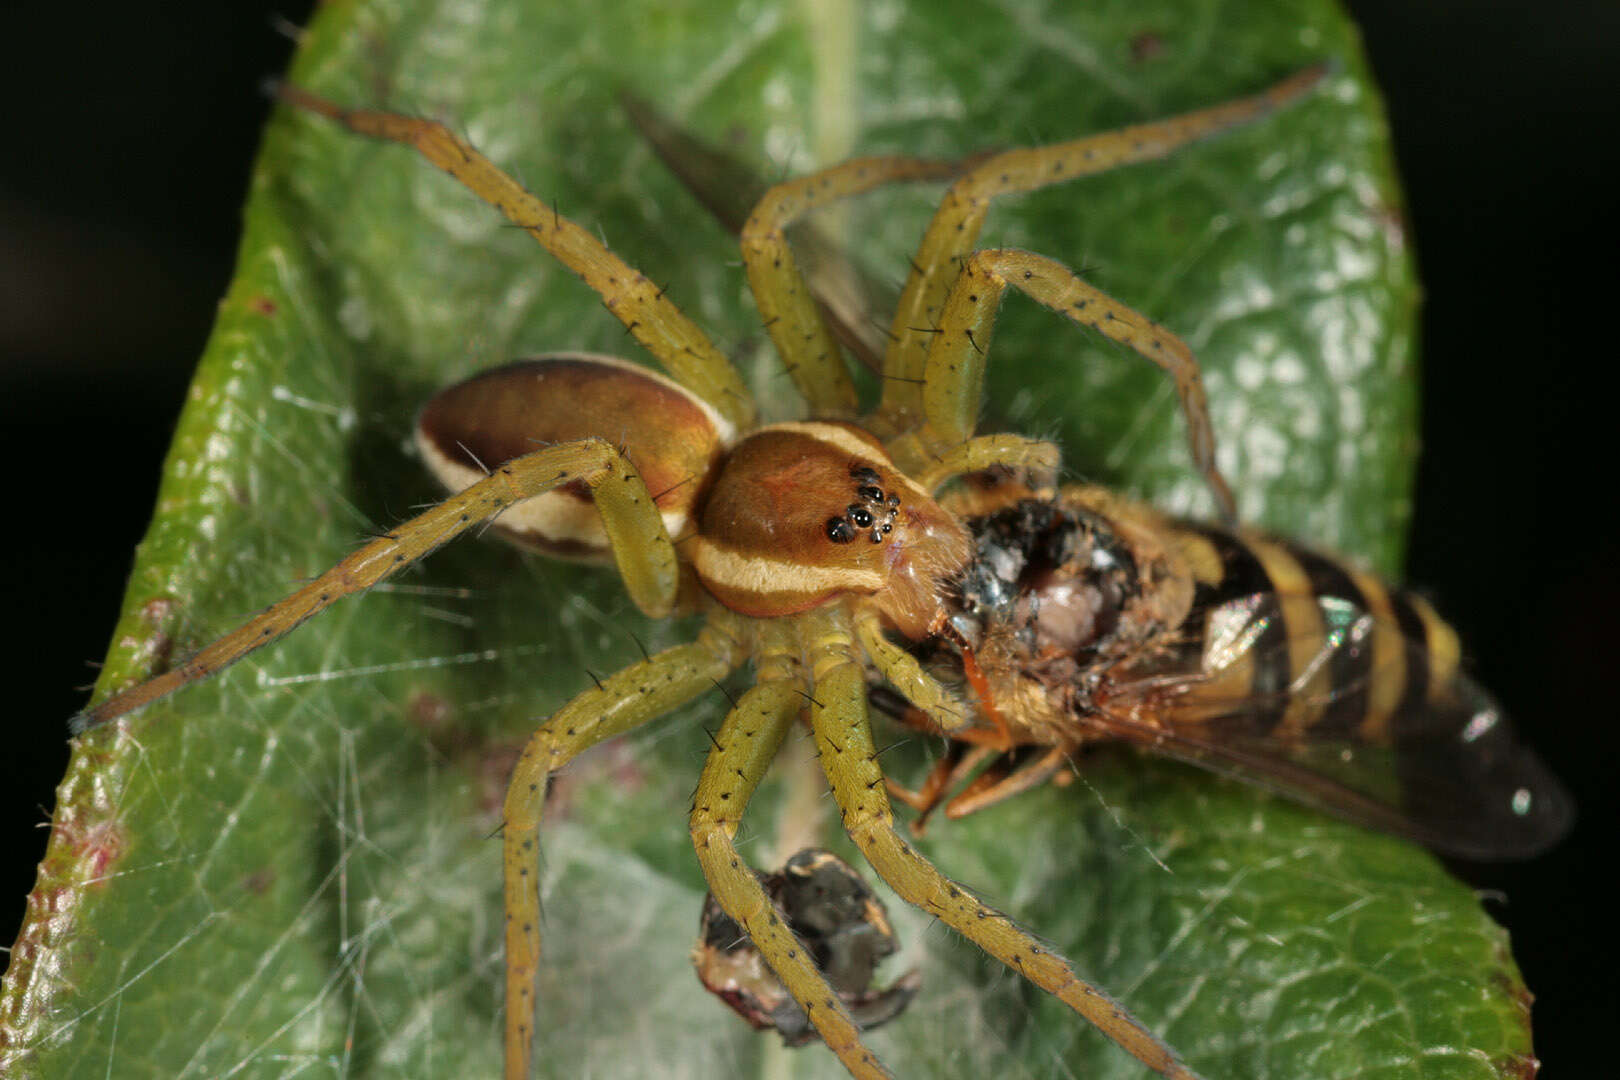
[503,617,743,1080]
[923,248,1236,520]
[76,437,680,732]
[878,64,1329,433]
[278,85,755,430]
[804,611,1205,1080]
[851,606,968,735]
[687,620,891,1079]
[740,155,963,417]
[910,432,1060,493]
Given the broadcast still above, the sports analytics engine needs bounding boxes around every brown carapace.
[69,62,1564,1080]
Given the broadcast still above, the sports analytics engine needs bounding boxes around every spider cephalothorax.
[75,67,1336,1080]
[689,422,972,636]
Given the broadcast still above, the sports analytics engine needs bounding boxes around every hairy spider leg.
[739,154,963,416]
[503,617,743,1080]
[923,247,1232,513]
[801,611,1205,1080]
[72,439,676,732]
[276,85,757,431]
[912,432,1059,492]
[687,621,891,1079]
[715,141,1078,485]
[878,64,1332,513]
[850,606,968,735]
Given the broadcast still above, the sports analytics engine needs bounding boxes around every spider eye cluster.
[826,465,903,545]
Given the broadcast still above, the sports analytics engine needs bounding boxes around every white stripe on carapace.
[690,535,885,596]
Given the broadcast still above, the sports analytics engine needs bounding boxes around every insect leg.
[884,742,999,834]
[924,248,1235,519]
[940,746,1071,821]
[276,85,755,430]
[741,155,963,416]
[878,64,1329,437]
[688,621,891,1079]
[75,438,678,731]
[804,612,1205,1080]
[504,616,743,1080]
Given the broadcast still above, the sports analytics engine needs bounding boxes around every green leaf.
[4,1,1536,1078]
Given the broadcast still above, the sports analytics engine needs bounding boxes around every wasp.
[623,78,1573,861]
[870,474,1572,858]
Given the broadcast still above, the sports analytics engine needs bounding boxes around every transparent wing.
[1097,593,1574,859]
[621,89,913,375]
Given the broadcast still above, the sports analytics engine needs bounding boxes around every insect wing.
[1107,590,1573,859]
[621,90,908,376]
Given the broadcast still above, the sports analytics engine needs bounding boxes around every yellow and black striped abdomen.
[1146,520,1572,857]
[1166,523,1461,747]
[891,494,1571,858]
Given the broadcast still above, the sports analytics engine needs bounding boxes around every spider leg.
[277,85,755,430]
[878,64,1329,437]
[851,606,969,735]
[687,620,891,1079]
[924,248,1237,519]
[806,611,1205,1080]
[75,438,678,731]
[503,616,743,1080]
[741,155,963,416]
[912,433,1059,493]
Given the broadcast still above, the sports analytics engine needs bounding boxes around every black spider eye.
[850,465,880,484]
[825,517,856,543]
[857,484,885,504]
[848,506,874,529]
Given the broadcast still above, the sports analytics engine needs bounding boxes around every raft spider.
[76,66,1329,1080]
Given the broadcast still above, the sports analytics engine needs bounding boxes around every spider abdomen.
[416,353,733,559]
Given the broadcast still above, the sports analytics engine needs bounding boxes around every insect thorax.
[928,487,1197,741]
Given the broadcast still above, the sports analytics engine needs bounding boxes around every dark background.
[2,0,1612,1070]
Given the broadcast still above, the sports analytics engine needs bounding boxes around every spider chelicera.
[75,66,1328,1080]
